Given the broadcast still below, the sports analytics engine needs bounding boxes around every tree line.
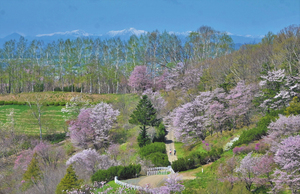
[0,26,234,94]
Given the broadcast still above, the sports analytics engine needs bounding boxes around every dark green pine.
[130,95,161,147]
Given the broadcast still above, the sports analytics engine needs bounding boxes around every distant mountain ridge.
[0,28,263,49]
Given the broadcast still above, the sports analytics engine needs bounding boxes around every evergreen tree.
[56,164,82,194]
[129,95,160,147]
[22,152,42,190]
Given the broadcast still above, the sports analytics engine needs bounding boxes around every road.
[165,127,178,163]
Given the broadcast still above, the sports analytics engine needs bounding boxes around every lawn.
[0,104,66,134]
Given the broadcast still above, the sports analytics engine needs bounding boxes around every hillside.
[0,25,299,194]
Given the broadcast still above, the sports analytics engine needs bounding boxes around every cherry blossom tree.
[235,152,259,191]
[66,148,119,175]
[267,114,300,142]
[272,135,300,194]
[259,69,300,110]
[170,91,213,143]
[226,81,256,128]
[165,62,202,91]
[128,65,152,92]
[69,102,119,149]
[69,108,94,149]
[142,89,167,118]
[90,102,120,148]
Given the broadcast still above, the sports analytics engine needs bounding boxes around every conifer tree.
[129,95,160,147]
[22,152,42,190]
[55,164,82,194]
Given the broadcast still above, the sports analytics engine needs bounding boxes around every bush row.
[139,142,166,157]
[91,164,141,182]
[172,148,223,172]
[54,85,83,92]
[231,109,283,148]
[0,101,100,106]
[139,142,170,167]
[0,101,67,106]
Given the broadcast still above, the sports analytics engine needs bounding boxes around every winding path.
[165,127,178,163]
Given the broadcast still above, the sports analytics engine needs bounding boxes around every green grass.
[174,142,185,158]
[0,105,66,134]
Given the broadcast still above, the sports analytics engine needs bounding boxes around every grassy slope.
[0,105,66,134]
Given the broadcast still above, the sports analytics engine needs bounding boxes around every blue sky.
[0,0,299,38]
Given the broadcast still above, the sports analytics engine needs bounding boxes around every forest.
[0,24,299,194]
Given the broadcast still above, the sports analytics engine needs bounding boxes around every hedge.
[91,164,141,182]
[231,109,283,148]
[172,148,223,172]
[139,142,166,157]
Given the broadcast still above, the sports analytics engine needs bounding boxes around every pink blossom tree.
[128,65,152,92]
[170,91,213,143]
[165,62,202,91]
[272,135,300,194]
[259,69,300,110]
[69,108,95,149]
[267,114,300,142]
[142,89,167,118]
[235,152,259,191]
[90,102,120,148]
[69,102,119,149]
[66,148,118,174]
[226,81,256,128]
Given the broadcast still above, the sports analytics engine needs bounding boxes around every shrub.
[153,123,166,142]
[54,87,62,92]
[12,101,18,105]
[48,102,54,106]
[139,142,166,157]
[18,101,26,105]
[0,101,4,105]
[56,164,82,194]
[231,110,283,148]
[54,102,60,106]
[91,164,141,182]
[146,152,169,167]
[4,101,13,105]
[22,153,42,190]
[59,102,66,106]
[44,133,66,143]
[172,158,187,172]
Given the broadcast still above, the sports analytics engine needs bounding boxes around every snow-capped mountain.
[36,29,94,37]
[107,28,147,37]
[0,28,263,49]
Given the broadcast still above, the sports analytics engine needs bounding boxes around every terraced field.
[0,105,66,134]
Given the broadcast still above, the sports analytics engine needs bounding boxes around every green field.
[0,105,66,135]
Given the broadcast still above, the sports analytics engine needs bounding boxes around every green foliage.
[48,101,54,106]
[137,126,151,147]
[146,152,170,167]
[153,123,166,142]
[33,83,44,92]
[232,109,283,148]
[54,87,62,92]
[59,102,66,106]
[91,164,141,182]
[130,95,160,147]
[4,101,13,105]
[22,153,42,189]
[54,102,60,106]
[56,164,82,194]
[285,96,300,116]
[172,148,223,172]
[0,101,4,105]
[43,133,66,143]
[139,142,166,157]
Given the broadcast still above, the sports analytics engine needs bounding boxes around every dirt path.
[165,127,177,163]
